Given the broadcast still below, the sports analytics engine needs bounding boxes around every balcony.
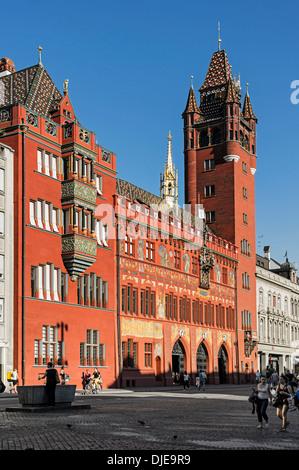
[61,179,96,210]
[61,233,97,281]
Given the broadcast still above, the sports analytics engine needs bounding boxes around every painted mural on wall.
[122,318,163,339]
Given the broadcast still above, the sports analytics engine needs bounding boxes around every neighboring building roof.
[256,249,298,284]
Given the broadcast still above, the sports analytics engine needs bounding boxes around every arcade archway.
[172,339,186,384]
[196,342,208,373]
[218,344,228,384]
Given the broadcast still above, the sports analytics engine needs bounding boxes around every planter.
[17,385,76,407]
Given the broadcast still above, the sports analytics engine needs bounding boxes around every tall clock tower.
[183,42,258,378]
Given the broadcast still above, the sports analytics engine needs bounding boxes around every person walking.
[83,369,91,391]
[183,371,190,390]
[11,369,18,394]
[38,362,60,406]
[255,370,261,384]
[200,370,207,391]
[92,368,102,391]
[275,375,293,431]
[255,375,272,428]
[271,370,279,388]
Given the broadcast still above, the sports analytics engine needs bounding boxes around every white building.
[0,143,14,388]
[256,246,299,375]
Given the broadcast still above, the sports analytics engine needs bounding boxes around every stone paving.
[0,384,298,454]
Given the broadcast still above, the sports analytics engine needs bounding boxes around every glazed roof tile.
[0,64,63,118]
[182,85,200,115]
[242,93,257,121]
[199,50,232,91]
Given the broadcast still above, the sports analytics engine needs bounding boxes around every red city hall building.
[0,54,118,388]
[182,43,258,379]
[0,43,258,389]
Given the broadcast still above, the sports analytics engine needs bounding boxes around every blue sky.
[2,0,299,267]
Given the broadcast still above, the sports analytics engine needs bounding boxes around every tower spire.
[160,131,178,207]
[218,22,221,51]
[166,131,173,169]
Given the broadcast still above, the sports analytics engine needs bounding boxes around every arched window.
[211,128,221,145]
[200,131,209,147]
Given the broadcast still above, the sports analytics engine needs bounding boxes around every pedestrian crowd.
[251,369,299,432]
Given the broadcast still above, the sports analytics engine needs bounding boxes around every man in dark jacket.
[39,362,60,406]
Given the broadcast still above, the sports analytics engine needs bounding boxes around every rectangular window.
[204,185,215,198]
[0,168,4,192]
[36,325,62,365]
[242,187,248,199]
[0,298,4,322]
[0,254,4,279]
[52,208,59,232]
[37,200,43,229]
[80,329,105,366]
[243,213,248,225]
[125,235,134,256]
[31,267,36,297]
[45,264,51,300]
[37,150,42,173]
[204,159,215,171]
[133,289,137,314]
[145,343,152,368]
[30,201,36,226]
[52,155,57,179]
[96,219,109,247]
[206,211,215,223]
[174,250,180,269]
[192,256,198,274]
[53,268,59,301]
[141,290,145,315]
[95,174,103,195]
[242,272,250,290]
[146,242,155,262]
[44,152,50,176]
[44,202,51,231]
[0,211,4,236]
[61,273,67,302]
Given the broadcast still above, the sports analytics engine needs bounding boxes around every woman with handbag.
[275,375,293,431]
[255,375,272,428]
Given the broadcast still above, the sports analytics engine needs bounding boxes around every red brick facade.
[0,45,258,389]
[183,49,258,379]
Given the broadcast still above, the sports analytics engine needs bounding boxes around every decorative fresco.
[122,318,163,339]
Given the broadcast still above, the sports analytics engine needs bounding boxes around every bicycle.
[84,378,102,394]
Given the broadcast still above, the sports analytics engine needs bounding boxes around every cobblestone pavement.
[0,384,298,454]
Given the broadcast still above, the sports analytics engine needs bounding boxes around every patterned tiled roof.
[199,50,232,91]
[242,92,257,121]
[225,77,240,104]
[116,178,210,233]
[0,64,63,118]
[116,178,162,206]
[182,85,200,115]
